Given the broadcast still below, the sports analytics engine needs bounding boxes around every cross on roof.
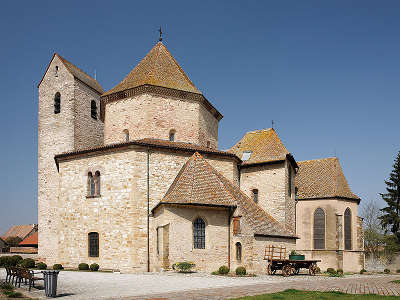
[158,26,163,42]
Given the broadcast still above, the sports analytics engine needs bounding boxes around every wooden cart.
[264,245,320,277]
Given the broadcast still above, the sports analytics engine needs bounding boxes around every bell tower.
[37,53,104,264]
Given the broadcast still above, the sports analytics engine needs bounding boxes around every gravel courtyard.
[1,269,400,299]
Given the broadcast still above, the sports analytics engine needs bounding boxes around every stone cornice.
[100,84,223,122]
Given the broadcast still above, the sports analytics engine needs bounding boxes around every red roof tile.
[19,232,38,246]
[2,224,37,240]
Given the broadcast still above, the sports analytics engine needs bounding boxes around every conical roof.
[296,157,360,200]
[229,128,290,165]
[103,42,201,96]
[157,152,294,237]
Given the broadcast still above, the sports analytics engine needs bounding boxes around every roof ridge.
[55,53,103,88]
[298,157,338,163]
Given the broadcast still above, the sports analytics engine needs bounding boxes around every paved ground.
[1,269,400,299]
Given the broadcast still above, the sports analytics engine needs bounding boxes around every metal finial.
[272,120,274,129]
[158,26,163,42]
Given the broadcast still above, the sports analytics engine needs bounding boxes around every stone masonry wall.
[240,163,287,226]
[103,93,219,148]
[57,146,238,272]
[38,55,76,264]
[73,80,104,150]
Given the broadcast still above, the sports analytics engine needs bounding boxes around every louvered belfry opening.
[344,208,352,250]
[313,208,325,249]
[193,218,205,249]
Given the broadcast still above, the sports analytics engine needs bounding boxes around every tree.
[360,200,384,258]
[5,236,22,247]
[379,151,400,242]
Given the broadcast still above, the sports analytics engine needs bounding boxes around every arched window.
[313,208,325,249]
[95,171,101,196]
[169,130,175,142]
[54,92,61,114]
[252,189,258,203]
[91,100,97,119]
[344,208,352,250]
[87,172,95,196]
[193,218,205,249]
[88,232,99,257]
[123,129,129,142]
[236,242,242,262]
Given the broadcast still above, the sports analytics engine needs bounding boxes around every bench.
[17,268,44,291]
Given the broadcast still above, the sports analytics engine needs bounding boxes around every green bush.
[218,265,229,275]
[20,258,35,268]
[337,268,343,274]
[211,271,218,275]
[326,268,335,274]
[0,256,9,267]
[78,263,89,270]
[396,269,400,273]
[90,263,99,271]
[172,262,195,273]
[316,267,321,274]
[360,269,367,274]
[37,262,47,270]
[53,264,63,270]
[0,282,14,291]
[235,266,246,276]
[4,290,23,298]
[384,268,390,274]
[9,255,23,266]
[329,271,344,277]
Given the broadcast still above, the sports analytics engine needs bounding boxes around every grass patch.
[230,289,400,299]
[391,280,400,284]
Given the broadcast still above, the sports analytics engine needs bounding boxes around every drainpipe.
[147,147,150,272]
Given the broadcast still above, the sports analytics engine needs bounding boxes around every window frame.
[236,242,242,262]
[193,217,206,249]
[313,207,326,250]
[54,92,61,114]
[344,208,352,250]
[88,232,99,258]
[169,130,175,142]
[252,189,258,203]
[91,100,97,120]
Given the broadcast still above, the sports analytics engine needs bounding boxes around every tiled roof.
[2,224,37,240]
[103,42,201,96]
[229,128,290,165]
[156,152,295,238]
[19,231,38,246]
[55,138,239,163]
[296,157,360,201]
[56,54,104,94]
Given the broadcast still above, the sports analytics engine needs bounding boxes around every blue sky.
[0,0,399,235]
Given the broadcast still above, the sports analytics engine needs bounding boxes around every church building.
[37,40,364,273]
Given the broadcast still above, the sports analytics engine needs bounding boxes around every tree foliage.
[379,151,400,242]
[5,236,22,247]
[360,200,385,257]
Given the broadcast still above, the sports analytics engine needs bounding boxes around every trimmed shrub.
[218,265,229,275]
[0,282,14,291]
[384,269,390,274]
[53,264,63,270]
[316,267,321,274]
[37,262,47,270]
[235,266,246,276]
[172,262,195,273]
[78,263,89,271]
[396,269,400,273]
[90,263,99,271]
[329,271,344,277]
[9,255,23,266]
[211,271,218,275]
[326,268,335,274]
[0,256,9,267]
[337,268,343,274]
[20,258,35,268]
[360,269,367,274]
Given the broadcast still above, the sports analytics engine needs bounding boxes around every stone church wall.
[73,80,103,150]
[38,55,76,265]
[295,198,363,272]
[103,93,219,148]
[56,146,238,272]
[240,162,287,226]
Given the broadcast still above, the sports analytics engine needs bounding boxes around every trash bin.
[42,270,60,298]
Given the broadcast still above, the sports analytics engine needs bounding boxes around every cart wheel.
[282,264,292,277]
[267,264,273,275]
[309,264,317,276]
[294,267,300,275]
